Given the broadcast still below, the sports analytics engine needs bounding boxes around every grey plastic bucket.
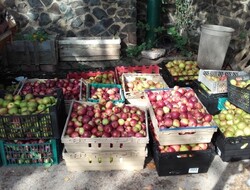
[197,25,235,70]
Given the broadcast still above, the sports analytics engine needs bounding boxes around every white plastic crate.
[63,148,147,171]
[198,69,246,94]
[61,101,149,153]
[145,88,218,145]
[121,73,168,107]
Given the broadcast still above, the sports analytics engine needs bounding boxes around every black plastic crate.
[159,62,198,88]
[193,81,227,115]
[0,139,63,166]
[212,129,250,162]
[227,75,250,113]
[0,89,66,140]
[149,125,215,176]
[152,142,214,176]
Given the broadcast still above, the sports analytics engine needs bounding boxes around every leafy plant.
[126,41,155,58]
[14,29,49,42]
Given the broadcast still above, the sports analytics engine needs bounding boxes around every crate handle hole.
[178,132,196,135]
[110,143,113,148]
[88,143,91,147]
[98,143,101,148]
[119,144,123,148]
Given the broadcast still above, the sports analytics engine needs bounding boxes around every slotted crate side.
[59,37,121,62]
[0,139,62,166]
[0,89,66,140]
[63,149,146,171]
[145,88,218,145]
[227,75,250,113]
[213,129,250,162]
[6,35,58,66]
[198,70,246,94]
[115,65,160,84]
[61,100,149,153]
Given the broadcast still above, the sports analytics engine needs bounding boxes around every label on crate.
[188,168,199,174]
[217,147,222,156]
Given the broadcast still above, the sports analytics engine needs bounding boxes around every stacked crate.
[61,101,149,171]
[145,87,217,176]
[212,74,250,161]
[0,89,65,166]
[196,69,246,114]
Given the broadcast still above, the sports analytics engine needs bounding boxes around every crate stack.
[212,73,250,162]
[144,87,217,176]
[195,69,246,114]
[0,88,65,167]
[61,100,149,171]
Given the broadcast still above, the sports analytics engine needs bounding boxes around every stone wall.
[1,0,137,48]
[137,0,250,52]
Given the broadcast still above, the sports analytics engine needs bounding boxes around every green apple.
[4,94,13,101]
[237,121,247,130]
[25,93,34,101]
[19,101,27,108]
[38,104,46,111]
[230,79,237,86]
[8,107,19,115]
[7,102,17,109]
[0,108,8,115]
[235,130,244,137]
[180,145,190,151]
[224,130,234,138]
[42,97,51,105]
[243,127,250,136]
[0,98,4,106]
[13,95,22,101]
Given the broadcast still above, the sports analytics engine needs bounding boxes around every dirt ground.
[1,155,250,190]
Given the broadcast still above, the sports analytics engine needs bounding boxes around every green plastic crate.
[87,83,125,103]
[0,139,62,166]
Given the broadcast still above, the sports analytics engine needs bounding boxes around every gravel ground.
[0,155,250,190]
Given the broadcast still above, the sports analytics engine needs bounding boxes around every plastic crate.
[61,101,149,153]
[198,69,246,94]
[145,88,218,145]
[63,148,147,171]
[121,73,168,107]
[115,65,160,84]
[193,81,227,115]
[212,129,250,162]
[152,139,214,176]
[227,75,250,113]
[86,83,125,104]
[0,139,62,166]
[0,89,66,140]
[159,60,199,87]
[67,70,116,84]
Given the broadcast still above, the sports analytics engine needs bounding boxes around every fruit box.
[86,83,125,104]
[159,60,199,88]
[63,148,147,171]
[145,88,218,145]
[0,89,66,140]
[227,75,250,113]
[17,78,86,114]
[0,139,62,166]
[198,69,246,94]
[194,81,227,115]
[61,101,149,153]
[67,70,116,84]
[121,73,168,107]
[152,138,214,176]
[212,129,250,162]
[115,65,160,84]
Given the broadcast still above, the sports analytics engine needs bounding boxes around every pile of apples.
[0,93,57,115]
[146,86,213,129]
[89,86,122,101]
[20,78,85,100]
[158,143,208,153]
[65,101,147,138]
[230,77,250,89]
[86,72,115,84]
[213,101,250,138]
[126,77,165,92]
[165,60,199,81]
[205,75,227,82]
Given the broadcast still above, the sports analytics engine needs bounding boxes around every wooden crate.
[58,37,121,61]
[6,35,58,67]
